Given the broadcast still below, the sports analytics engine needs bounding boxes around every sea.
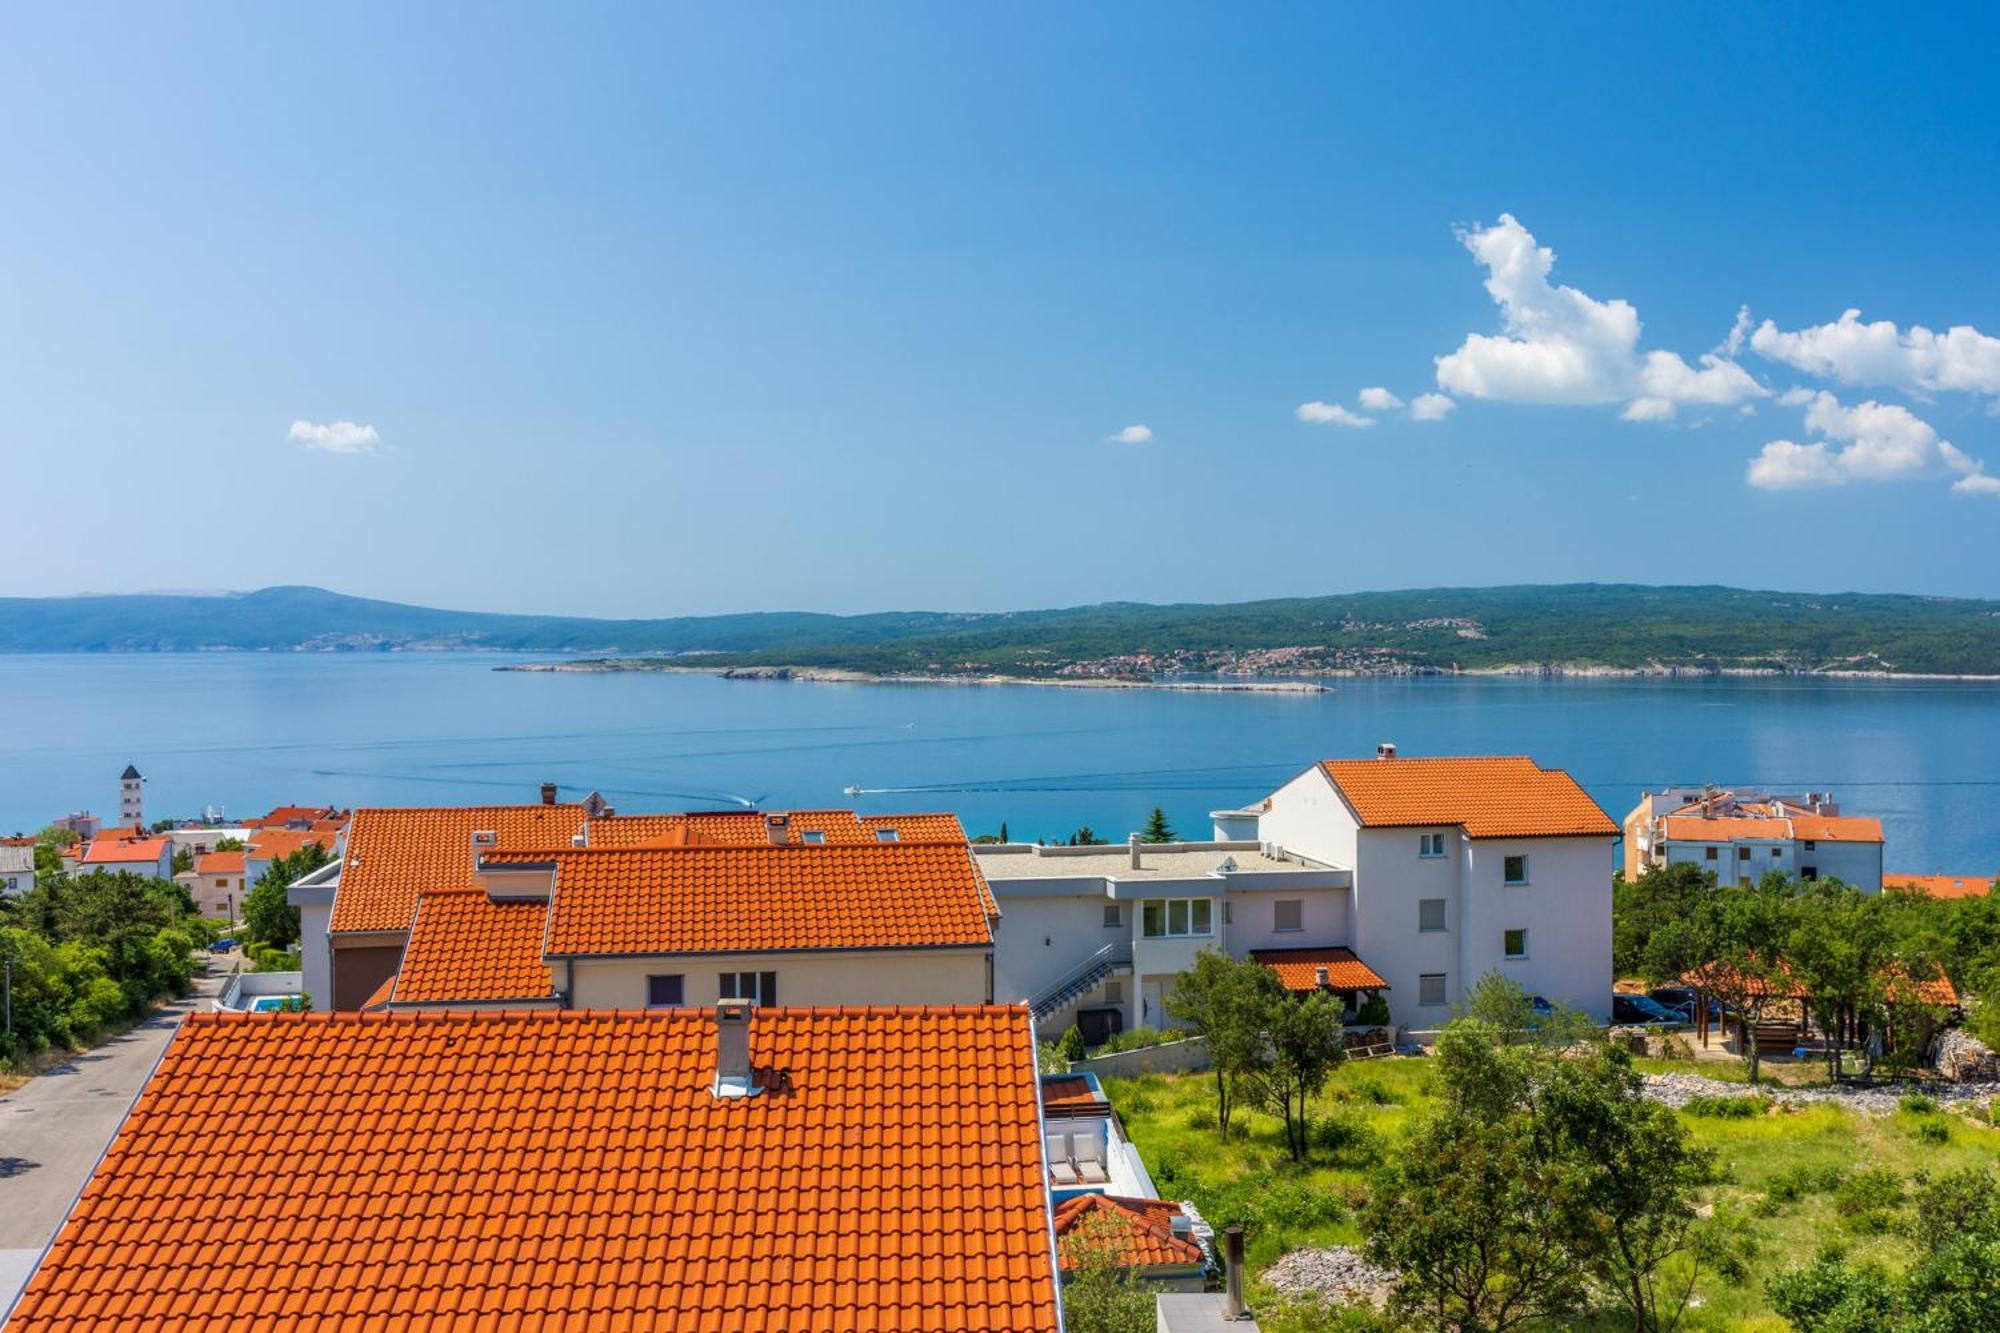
[2,653,1996,874]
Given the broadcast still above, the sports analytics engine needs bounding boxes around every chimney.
[1169,1209,1192,1239]
[711,999,761,1099]
[766,814,790,846]
[1128,833,1142,870]
[539,782,558,806]
[1315,966,1330,988]
[1376,741,1397,760]
[1223,1225,1247,1318]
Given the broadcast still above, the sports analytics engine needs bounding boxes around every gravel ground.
[1642,1070,1997,1116]
[1262,1246,1398,1309]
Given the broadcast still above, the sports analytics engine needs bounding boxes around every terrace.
[1040,1070,1159,1201]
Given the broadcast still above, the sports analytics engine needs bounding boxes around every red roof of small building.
[587,809,967,848]
[1053,1194,1204,1272]
[1662,813,1883,844]
[1319,756,1616,839]
[1885,873,1995,900]
[248,828,338,862]
[1251,946,1390,993]
[7,1006,1060,1332]
[79,838,170,865]
[192,851,245,875]
[391,890,558,1005]
[1040,1076,1103,1114]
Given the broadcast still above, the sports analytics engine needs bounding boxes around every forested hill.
[3,583,2000,676]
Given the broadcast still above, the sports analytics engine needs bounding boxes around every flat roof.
[974,842,1326,881]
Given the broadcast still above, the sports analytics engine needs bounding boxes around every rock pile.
[1261,1246,1397,1310]
[1641,1070,1991,1116]
[1931,1029,2000,1083]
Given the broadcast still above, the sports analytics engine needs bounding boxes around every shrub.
[1767,1162,1848,1204]
[1657,1033,1694,1060]
[1912,1116,1951,1146]
[1037,1042,1070,1074]
[1057,1024,1086,1062]
[1691,1202,1762,1285]
[1184,1108,1217,1132]
[1834,1167,1903,1216]
[1354,994,1391,1027]
[1683,1094,1766,1119]
[1312,1111,1382,1164]
[1899,1091,1940,1115]
[1349,1075,1397,1105]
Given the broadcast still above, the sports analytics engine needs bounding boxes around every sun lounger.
[1046,1133,1080,1186]
[1073,1135,1109,1185]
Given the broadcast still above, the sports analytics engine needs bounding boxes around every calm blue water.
[1,654,1995,874]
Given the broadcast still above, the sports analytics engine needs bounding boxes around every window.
[1418,898,1447,932]
[1771,847,1782,858]
[1419,973,1448,1007]
[1103,903,1122,928]
[874,828,899,842]
[646,974,685,1008]
[1737,847,1750,861]
[1419,832,1447,858]
[1503,855,1529,885]
[800,830,826,845]
[1273,899,1304,932]
[720,971,778,1005]
[1504,928,1528,959]
[1801,866,1818,882]
[1704,847,1718,861]
[1140,897,1214,938]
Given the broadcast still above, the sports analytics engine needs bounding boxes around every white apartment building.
[1623,787,1883,890]
[984,747,1619,1036]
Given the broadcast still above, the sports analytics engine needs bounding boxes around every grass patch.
[1107,1054,2000,1329]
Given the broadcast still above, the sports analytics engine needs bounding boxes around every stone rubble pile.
[1641,1070,1992,1116]
[1931,1029,2000,1083]
[1261,1246,1398,1310]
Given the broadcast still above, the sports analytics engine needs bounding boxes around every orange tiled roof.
[1251,946,1390,992]
[1662,813,1882,844]
[521,840,995,957]
[79,838,170,865]
[1319,756,1616,839]
[392,890,558,1004]
[193,851,245,875]
[8,1006,1059,1333]
[1685,960,1958,1007]
[1790,814,1883,844]
[587,809,966,848]
[255,805,338,828]
[1886,873,1995,900]
[1053,1194,1204,1272]
[357,974,397,1012]
[248,828,338,861]
[330,804,586,934]
[89,825,148,843]
[1040,1076,1104,1114]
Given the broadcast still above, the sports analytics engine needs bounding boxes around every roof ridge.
[183,1002,1033,1029]
[487,837,974,855]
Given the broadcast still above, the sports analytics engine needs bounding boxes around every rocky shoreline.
[496,661,1334,693]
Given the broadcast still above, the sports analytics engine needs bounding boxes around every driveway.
[0,956,228,1317]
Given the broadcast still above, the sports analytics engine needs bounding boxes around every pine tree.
[1140,806,1176,844]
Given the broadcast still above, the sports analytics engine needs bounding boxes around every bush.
[1184,1108,1217,1132]
[1691,1202,1763,1285]
[1036,1042,1070,1074]
[1834,1167,1904,1216]
[1912,1116,1952,1145]
[1899,1091,1940,1115]
[1313,1111,1383,1164]
[1767,1162,1847,1204]
[1349,1075,1398,1105]
[1355,993,1391,1027]
[1683,1094,1767,1118]
[1057,1024,1086,1062]
[1657,1033,1695,1060]
[1096,1025,1177,1054]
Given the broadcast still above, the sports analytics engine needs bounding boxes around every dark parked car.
[208,937,237,953]
[1613,994,1684,1026]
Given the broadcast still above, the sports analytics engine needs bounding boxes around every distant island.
[4,583,2000,679]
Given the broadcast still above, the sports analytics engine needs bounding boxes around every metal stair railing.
[1029,940,1134,1018]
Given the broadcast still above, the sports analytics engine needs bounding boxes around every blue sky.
[3,4,1997,616]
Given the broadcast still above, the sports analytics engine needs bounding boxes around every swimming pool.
[249,996,303,1013]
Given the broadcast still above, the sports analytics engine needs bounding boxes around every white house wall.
[1459,838,1611,1020]
[990,881,1124,1005]
[564,948,990,1010]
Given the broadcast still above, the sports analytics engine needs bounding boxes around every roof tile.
[1052,1194,1203,1271]
[1250,946,1389,992]
[331,805,586,934]
[1320,756,1616,839]
[7,1006,1059,1332]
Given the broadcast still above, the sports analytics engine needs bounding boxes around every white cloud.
[1357,386,1404,412]
[1751,309,2000,396]
[1296,401,1375,428]
[1106,424,1154,444]
[1746,390,1997,495]
[289,419,380,455]
[1409,392,1456,421]
[1431,214,1764,421]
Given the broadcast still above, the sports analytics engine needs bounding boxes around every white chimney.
[711,999,761,1099]
[1128,833,1142,870]
[1315,966,1330,988]
[1376,741,1397,760]
[1169,1210,1192,1239]
[766,814,790,846]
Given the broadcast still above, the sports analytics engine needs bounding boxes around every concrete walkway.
[0,956,228,1317]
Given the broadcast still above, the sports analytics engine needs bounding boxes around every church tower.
[120,764,144,829]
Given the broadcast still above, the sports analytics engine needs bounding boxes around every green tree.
[242,843,333,951]
[1062,827,1108,847]
[171,848,194,875]
[1248,991,1347,1161]
[1166,949,1284,1136]
[1646,871,1799,1083]
[1059,1211,1158,1333]
[1139,807,1176,844]
[1614,863,1713,978]
[1456,970,1597,1050]
[213,836,246,852]
[1785,882,1890,1079]
[1365,1108,1591,1332]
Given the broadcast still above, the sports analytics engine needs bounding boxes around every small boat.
[842,784,863,796]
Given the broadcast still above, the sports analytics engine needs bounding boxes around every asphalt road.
[0,958,226,1318]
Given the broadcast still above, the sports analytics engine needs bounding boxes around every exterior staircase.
[1029,941,1133,1019]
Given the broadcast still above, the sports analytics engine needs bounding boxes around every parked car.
[208,937,237,954]
[1613,994,1684,1027]
[1647,986,1697,1020]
